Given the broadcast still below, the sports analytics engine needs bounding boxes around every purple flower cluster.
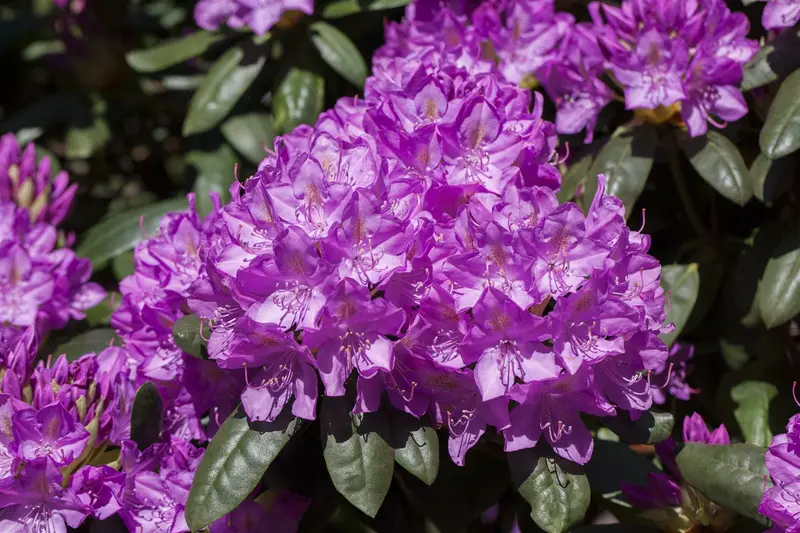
[380,0,758,141]
[760,398,800,533]
[0,133,105,344]
[182,0,673,466]
[111,194,241,443]
[194,0,313,35]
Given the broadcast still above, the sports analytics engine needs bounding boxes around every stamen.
[792,381,799,408]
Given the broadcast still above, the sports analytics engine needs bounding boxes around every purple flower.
[762,0,800,30]
[760,411,800,532]
[10,403,90,466]
[194,0,314,35]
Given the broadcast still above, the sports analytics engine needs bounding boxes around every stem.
[667,137,709,240]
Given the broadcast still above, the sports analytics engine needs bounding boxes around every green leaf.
[742,29,800,92]
[388,410,439,486]
[601,412,674,445]
[676,443,770,524]
[322,0,410,17]
[130,382,163,451]
[509,448,590,533]
[52,329,120,362]
[660,264,701,346]
[77,197,187,271]
[583,125,657,217]
[749,153,795,204]
[186,144,237,217]
[221,113,275,164]
[760,68,800,159]
[680,131,752,206]
[558,150,593,204]
[186,407,301,531]
[731,381,778,447]
[272,68,324,134]
[85,292,120,327]
[183,44,268,136]
[756,228,800,328]
[64,116,111,160]
[310,21,368,87]
[111,250,135,281]
[321,397,394,518]
[172,315,208,359]
[126,31,224,73]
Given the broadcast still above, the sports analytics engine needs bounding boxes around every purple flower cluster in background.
[760,390,800,533]
[0,134,105,345]
[194,0,314,35]
[181,0,675,467]
[761,0,800,30]
[379,0,759,141]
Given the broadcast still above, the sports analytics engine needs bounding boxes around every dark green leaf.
[186,144,237,217]
[509,449,590,533]
[111,250,135,281]
[273,68,324,134]
[321,398,394,517]
[558,150,593,204]
[760,68,800,159]
[310,21,368,87]
[680,131,752,206]
[186,407,301,531]
[660,264,701,345]
[52,329,120,362]
[130,382,163,451]
[183,44,268,136]
[749,153,795,204]
[601,412,674,445]
[0,93,84,134]
[64,116,111,160]
[322,0,410,17]
[584,126,657,217]
[756,228,800,328]
[77,197,187,270]
[388,410,439,486]
[221,113,275,164]
[85,292,120,327]
[731,381,778,447]
[126,31,224,73]
[172,315,208,359]
[742,29,800,92]
[676,443,770,524]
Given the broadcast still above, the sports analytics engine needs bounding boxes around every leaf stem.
[667,136,710,240]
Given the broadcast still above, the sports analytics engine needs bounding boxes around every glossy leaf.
[172,315,208,359]
[676,443,770,524]
[756,228,800,328]
[130,382,163,451]
[183,44,267,136]
[742,28,800,91]
[509,449,591,533]
[601,412,674,445]
[77,197,187,271]
[322,0,410,17]
[111,250,134,281]
[311,22,368,87]
[85,292,120,327]
[680,131,752,206]
[321,398,394,518]
[221,113,275,164]
[660,264,701,346]
[731,381,778,447]
[750,153,795,204]
[185,407,301,531]
[52,329,120,362]
[559,150,593,204]
[584,126,657,217]
[389,410,439,486]
[760,68,800,159]
[64,116,111,160]
[126,31,224,73]
[186,144,237,217]
[272,68,324,134]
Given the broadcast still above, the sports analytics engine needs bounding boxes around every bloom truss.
[181,0,673,468]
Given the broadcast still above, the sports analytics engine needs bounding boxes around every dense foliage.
[1,0,800,532]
